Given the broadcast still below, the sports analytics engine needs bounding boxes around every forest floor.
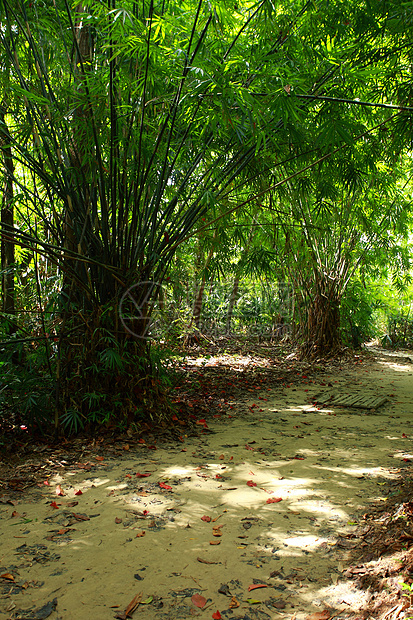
[1,343,413,620]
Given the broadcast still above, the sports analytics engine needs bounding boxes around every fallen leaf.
[135,531,146,537]
[266,497,282,504]
[219,454,225,460]
[191,594,207,608]
[115,592,143,620]
[66,501,79,507]
[50,501,60,509]
[248,584,268,591]
[229,596,240,608]
[245,598,261,604]
[74,490,83,496]
[95,456,104,461]
[11,510,21,518]
[71,513,90,521]
[247,480,257,487]
[115,517,122,524]
[0,573,14,581]
[305,611,331,620]
[55,484,65,496]
[123,444,130,451]
[212,611,222,619]
[135,472,151,478]
[159,482,172,490]
[201,515,211,522]
[197,557,220,564]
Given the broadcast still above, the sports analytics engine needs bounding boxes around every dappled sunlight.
[314,464,397,479]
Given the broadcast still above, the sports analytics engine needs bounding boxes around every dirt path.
[1,348,412,620]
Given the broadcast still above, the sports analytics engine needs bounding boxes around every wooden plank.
[316,392,388,409]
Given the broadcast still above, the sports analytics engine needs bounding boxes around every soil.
[1,344,413,620]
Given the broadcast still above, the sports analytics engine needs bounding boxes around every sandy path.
[1,349,412,620]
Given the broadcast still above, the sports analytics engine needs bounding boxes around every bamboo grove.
[1,0,413,434]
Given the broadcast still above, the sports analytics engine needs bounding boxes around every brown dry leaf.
[212,523,224,537]
[11,511,21,518]
[115,592,143,619]
[66,501,79,508]
[56,528,71,536]
[0,573,15,581]
[211,514,223,522]
[95,455,104,461]
[229,596,240,609]
[305,611,331,620]
[201,515,211,522]
[197,557,220,565]
[135,531,146,538]
[115,517,123,524]
[71,513,90,521]
[209,540,221,545]
[219,454,225,460]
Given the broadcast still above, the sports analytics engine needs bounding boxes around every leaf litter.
[0,346,411,619]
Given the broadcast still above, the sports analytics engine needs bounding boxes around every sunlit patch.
[314,464,397,479]
[392,451,413,460]
[164,467,193,476]
[105,482,128,490]
[283,534,329,550]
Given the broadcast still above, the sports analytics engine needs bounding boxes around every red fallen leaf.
[196,418,207,426]
[50,501,60,509]
[248,584,268,591]
[402,433,408,438]
[293,456,305,460]
[138,438,146,444]
[136,472,151,478]
[159,482,172,490]
[147,445,157,450]
[43,480,50,486]
[95,456,104,461]
[75,490,83,495]
[215,474,222,479]
[212,612,222,619]
[56,484,65,496]
[115,517,122,524]
[11,510,21,518]
[201,515,211,522]
[247,480,257,487]
[245,444,254,451]
[125,474,132,479]
[0,573,15,581]
[142,510,149,516]
[266,497,282,504]
[122,444,130,451]
[191,594,207,608]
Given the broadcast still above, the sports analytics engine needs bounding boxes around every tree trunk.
[226,276,239,333]
[301,281,342,359]
[0,104,15,325]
